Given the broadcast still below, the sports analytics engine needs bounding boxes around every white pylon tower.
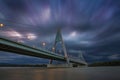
[49,29,70,64]
[78,51,85,62]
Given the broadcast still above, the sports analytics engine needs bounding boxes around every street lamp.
[42,42,46,49]
[42,42,46,46]
[0,23,4,27]
[52,47,55,52]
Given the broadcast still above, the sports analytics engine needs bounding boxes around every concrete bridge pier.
[72,63,88,67]
[47,63,87,68]
[47,63,73,68]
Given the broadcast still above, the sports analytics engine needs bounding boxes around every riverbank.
[89,60,120,67]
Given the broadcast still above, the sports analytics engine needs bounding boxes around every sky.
[0,0,120,64]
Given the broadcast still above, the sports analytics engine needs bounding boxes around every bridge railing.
[0,37,64,58]
[0,37,87,64]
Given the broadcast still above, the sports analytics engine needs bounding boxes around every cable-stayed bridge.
[0,30,87,67]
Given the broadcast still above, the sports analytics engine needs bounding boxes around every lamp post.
[42,42,46,49]
[52,47,55,52]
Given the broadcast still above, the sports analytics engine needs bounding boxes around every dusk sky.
[0,0,120,64]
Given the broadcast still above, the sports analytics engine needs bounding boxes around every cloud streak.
[0,0,120,63]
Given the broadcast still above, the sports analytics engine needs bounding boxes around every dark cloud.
[0,0,120,64]
[2,0,25,11]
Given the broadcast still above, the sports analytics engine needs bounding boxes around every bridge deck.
[0,38,87,65]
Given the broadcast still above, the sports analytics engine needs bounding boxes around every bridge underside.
[0,43,65,61]
[0,38,87,65]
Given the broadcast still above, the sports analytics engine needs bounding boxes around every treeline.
[0,63,47,67]
[89,60,120,67]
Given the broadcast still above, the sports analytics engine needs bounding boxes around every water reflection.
[0,67,120,80]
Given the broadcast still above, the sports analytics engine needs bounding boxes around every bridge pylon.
[78,51,85,61]
[49,29,70,64]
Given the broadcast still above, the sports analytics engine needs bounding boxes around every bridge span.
[0,37,87,65]
[0,29,87,67]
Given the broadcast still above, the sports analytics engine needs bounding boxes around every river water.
[0,67,120,80]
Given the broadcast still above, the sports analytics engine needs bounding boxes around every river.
[0,67,120,80]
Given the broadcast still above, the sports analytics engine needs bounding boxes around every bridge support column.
[49,29,70,64]
[72,63,88,67]
[47,63,73,68]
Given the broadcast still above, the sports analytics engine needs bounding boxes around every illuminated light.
[26,33,37,40]
[0,23,4,27]
[52,47,55,52]
[52,47,55,50]
[42,42,46,46]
